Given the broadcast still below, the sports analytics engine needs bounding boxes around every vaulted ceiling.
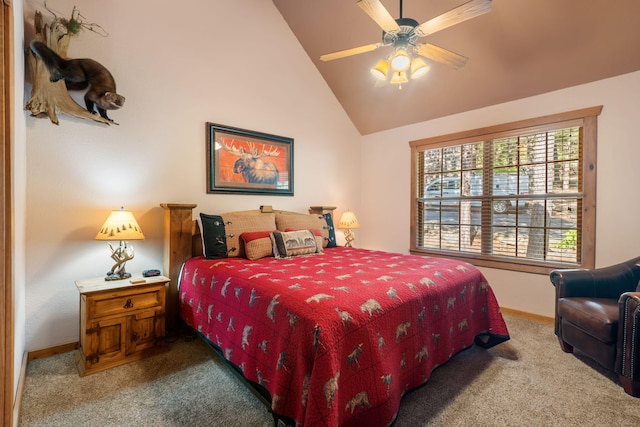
[272,0,640,135]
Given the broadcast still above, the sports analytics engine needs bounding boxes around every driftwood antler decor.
[25,4,123,125]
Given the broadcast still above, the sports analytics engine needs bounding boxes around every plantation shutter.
[409,107,600,274]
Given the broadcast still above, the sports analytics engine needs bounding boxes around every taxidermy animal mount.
[30,41,125,122]
[25,8,121,125]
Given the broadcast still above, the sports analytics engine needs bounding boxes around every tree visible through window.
[409,107,601,274]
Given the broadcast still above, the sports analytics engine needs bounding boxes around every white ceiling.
[272,0,640,135]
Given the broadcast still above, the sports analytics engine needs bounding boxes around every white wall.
[23,0,361,351]
[360,71,640,318]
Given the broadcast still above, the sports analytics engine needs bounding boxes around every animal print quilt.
[179,247,509,426]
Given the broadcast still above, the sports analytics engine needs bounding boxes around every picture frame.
[206,123,294,195]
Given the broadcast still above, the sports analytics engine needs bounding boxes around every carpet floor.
[19,315,640,426]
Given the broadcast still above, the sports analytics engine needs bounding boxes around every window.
[409,107,601,274]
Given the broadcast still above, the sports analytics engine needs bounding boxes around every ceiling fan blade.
[416,0,492,37]
[417,43,469,69]
[320,43,383,61]
[357,0,400,33]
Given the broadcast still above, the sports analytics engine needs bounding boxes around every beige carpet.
[19,316,640,426]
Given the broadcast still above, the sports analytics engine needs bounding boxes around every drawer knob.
[123,298,133,309]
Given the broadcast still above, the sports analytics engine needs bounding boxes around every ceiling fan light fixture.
[319,0,491,88]
[371,59,390,80]
[410,57,430,79]
[390,71,408,85]
[389,47,410,72]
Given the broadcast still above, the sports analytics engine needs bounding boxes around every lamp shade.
[390,48,410,72]
[410,57,430,79]
[390,71,408,85]
[370,59,390,80]
[337,211,360,229]
[95,209,145,241]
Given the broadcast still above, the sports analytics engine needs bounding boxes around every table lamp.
[338,211,360,248]
[95,207,145,281]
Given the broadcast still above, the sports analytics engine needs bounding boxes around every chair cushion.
[557,297,619,343]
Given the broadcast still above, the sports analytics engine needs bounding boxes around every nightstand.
[74,274,169,376]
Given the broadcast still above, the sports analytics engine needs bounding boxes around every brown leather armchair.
[551,256,640,397]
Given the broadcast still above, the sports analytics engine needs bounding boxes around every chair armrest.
[616,292,640,381]
[550,256,640,299]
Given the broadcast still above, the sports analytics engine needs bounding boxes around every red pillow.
[241,230,274,243]
[241,230,277,260]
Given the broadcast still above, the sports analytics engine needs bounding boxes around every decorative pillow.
[221,213,276,258]
[199,213,228,259]
[275,214,330,248]
[285,228,325,252]
[241,231,276,260]
[270,230,321,258]
[323,213,337,248]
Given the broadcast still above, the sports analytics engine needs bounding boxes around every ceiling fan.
[320,0,492,84]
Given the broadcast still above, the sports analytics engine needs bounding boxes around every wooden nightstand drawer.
[89,286,163,318]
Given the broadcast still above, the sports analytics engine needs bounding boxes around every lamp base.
[344,229,355,248]
[104,241,135,281]
[105,271,132,281]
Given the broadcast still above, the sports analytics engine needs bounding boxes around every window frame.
[409,106,602,275]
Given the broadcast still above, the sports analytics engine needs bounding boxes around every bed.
[161,204,509,427]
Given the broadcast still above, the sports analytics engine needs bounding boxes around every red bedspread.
[179,247,509,426]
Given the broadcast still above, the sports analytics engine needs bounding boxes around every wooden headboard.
[160,203,336,329]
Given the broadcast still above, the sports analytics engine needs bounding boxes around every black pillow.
[199,213,228,259]
[323,213,337,248]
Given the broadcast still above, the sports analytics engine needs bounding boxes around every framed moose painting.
[206,123,294,195]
